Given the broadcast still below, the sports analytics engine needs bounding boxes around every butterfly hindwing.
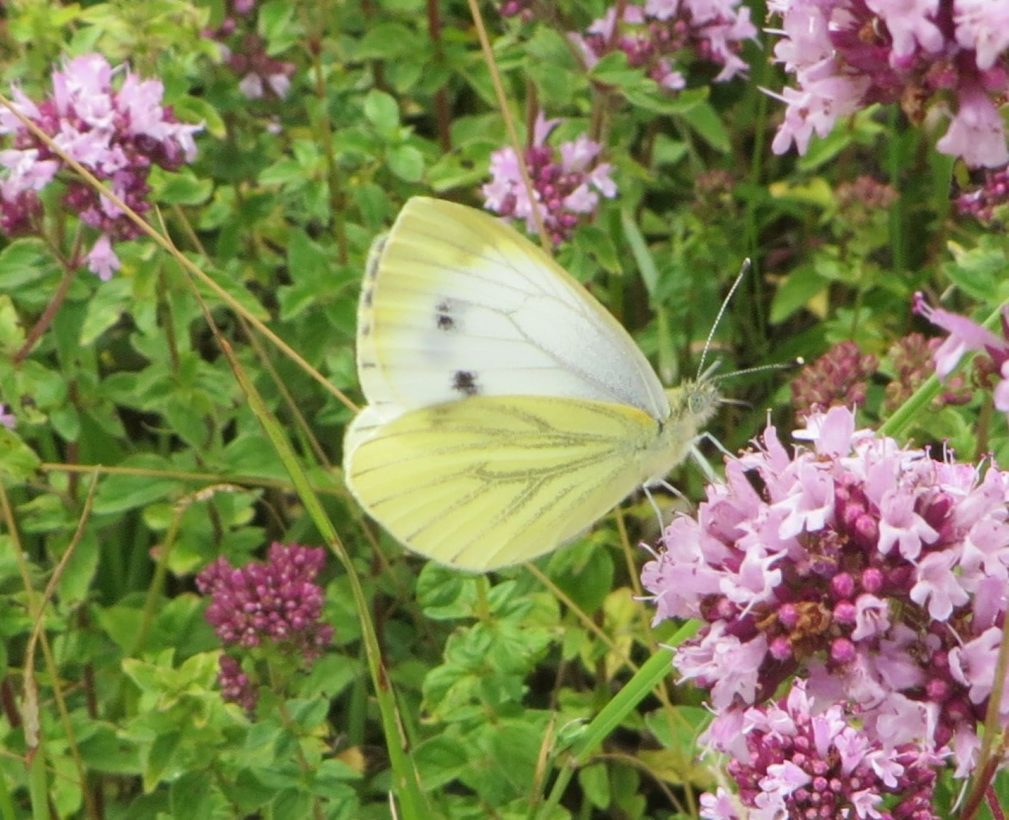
[345,395,664,570]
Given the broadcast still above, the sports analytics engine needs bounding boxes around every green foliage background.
[0,0,1007,817]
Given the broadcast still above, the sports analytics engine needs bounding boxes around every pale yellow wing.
[354,197,670,437]
[344,395,670,571]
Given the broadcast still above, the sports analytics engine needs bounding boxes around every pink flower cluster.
[196,542,333,660]
[217,654,258,711]
[0,53,200,279]
[768,1,1009,168]
[700,680,942,819]
[643,406,1009,790]
[791,340,878,416]
[203,0,295,100]
[571,0,755,92]
[482,113,617,244]
[913,291,1009,410]
[884,332,971,411]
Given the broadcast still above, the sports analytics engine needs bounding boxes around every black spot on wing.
[362,287,374,307]
[452,370,479,396]
[435,299,456,331]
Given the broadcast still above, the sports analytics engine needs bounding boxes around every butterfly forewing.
[356,198,669,422]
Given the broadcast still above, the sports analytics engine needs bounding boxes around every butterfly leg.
[642,484,666,534]
[688,439,723,483]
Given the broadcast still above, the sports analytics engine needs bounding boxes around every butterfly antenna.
[712,357,804,383]
[697,258,751,379]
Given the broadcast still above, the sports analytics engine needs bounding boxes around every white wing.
[354,198,668,434]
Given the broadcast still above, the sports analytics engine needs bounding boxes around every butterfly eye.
[689,391,709,415]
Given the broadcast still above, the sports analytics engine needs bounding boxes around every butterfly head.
[665,377,721,431]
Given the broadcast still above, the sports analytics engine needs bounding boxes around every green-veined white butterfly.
[343,197,720,571]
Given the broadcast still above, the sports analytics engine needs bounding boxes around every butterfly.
[343,197,721,571]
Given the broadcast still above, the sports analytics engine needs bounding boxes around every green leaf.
[91,455,185,515]
[354,22,418,59]
[150,167,214,206]
[258,0,298,48]
[770,264,829,324]
[80,277,132,345]
[0,294,25,353]
[0,238,58,290]
[57,528,100,604]
[417,563,479,619]
[415,734,469,790]
[479,719,542,797]
[550,547,613,615]
[679,100,730,153]
[624,84,708,115]
[578,763,611,810]
[589,51,644,88]
[944,239,1009,303]
[387,144,425,182]
[49,403,81,442]
[0,427,40,483]
[364,90,400,137]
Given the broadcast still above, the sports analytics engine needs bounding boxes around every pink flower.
[936,85,1009,169]
[768,1,1009,168]
[0,52,202,277]
[954,0,1009,71]
[643,405,1009,770]
[701,679,944,817]
[482,113,617,244]
[571,0,754,92]
[913,291,1005,371]
[85,234,120,280]
[914,291,1009,409]
[0,149,59,199]
[866,0,943,59]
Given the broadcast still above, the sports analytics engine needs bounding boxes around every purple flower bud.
[830,572,855,600]
[926,677,951,703]
[832,600,856,625]
[830,637,856,664]
[778,602,799,629]
[769,636,793,661]
[861,567,884,594]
